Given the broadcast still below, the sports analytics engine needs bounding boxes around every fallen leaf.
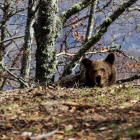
[130,99,139,103]
[99,127,107,131]
[84,109,90,113]
[7,123,12,128]
[65,124,73,131]
[129,111,136,116]
[89,132,95,136]
[22,132,32,137]
[53,134,64,139]
[77,130,84,136]
[48,86,54,89]
[68,138,77,140]
[34,112,39,115]
[21,113,26,117]
[11,115,18,119]
[85,123,90,127]
[70,107,76,112]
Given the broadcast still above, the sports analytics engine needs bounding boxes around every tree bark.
[0,1,12,90]
[85,0,98,42]
[61,0,95,24]
[20,0,37,88]
[34,0,60,86]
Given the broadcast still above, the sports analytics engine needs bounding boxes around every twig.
[56,46,120,57]
[30,128,58,140]
[119,51,140,66]
[128,6,140,11]
[0,61,29,87]
[0,35,24,44]
[117,74,140,83]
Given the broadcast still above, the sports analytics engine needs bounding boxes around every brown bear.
[57,53,116,87]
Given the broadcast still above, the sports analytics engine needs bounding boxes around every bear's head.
[82,53,115,87]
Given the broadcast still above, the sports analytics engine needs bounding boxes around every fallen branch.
[0,61,32,88]
[117,74,140,83]
[63,101,93,108]
[30,128,58,140]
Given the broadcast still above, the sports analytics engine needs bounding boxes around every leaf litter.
[0,84,140,139]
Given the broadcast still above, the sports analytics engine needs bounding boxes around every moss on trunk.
[34,0,60,86]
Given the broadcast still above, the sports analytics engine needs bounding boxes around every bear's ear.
[105,53,115,65]
[82,58,92,68]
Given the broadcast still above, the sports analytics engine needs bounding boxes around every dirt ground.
[0,84,140,140]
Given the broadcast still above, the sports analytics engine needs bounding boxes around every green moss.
[52,117,61,124]
[49,28,52,33]
[81,92,91,97]
[94,32,99,37]
[62,11,67,17]
[107,123,118,129]
[63,130,75,135]
[120,1,126,8]
[125,128,139,138]
[56,32,60,38]
[56,19,62,37]
[52,63,57,69]
[94,31,103,38]
[55,5,58,13]
[42,26,47,30]
[104,17,112,23]
[41,11,45,14]
[74,3,82,10]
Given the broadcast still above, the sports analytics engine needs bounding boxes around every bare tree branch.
[117,74,140,83]
[63,15,89,28]
[56,46,120,57]
[0,61,30,88]
[61,0,95,24]
[128,6,140,11]
[0,36,24,44]
[62,0,137,77]
[119,50,140,66]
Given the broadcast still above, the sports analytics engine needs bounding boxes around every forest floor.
[0,84,140,140]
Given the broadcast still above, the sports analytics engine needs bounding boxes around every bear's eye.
[101,68,105,72]
[93,70,97,73]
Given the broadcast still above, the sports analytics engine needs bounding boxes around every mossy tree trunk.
[34,0,60,86]
[20,0,37,88]
[0,1,14,90]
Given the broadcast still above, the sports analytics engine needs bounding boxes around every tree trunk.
[85,0,98,42]
[34,0,60,86]
[0,1,11,90]
[20,0,37,88]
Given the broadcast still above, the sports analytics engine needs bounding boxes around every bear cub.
[57,53,117,87]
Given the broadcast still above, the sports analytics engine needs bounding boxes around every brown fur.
[57,53,117,87]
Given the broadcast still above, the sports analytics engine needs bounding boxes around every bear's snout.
[95,75,101,84]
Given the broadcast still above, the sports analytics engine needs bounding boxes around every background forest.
[0,0,140,90]
[1,1,140,139]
